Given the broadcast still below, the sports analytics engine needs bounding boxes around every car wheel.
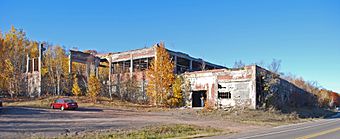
[61,106,64,111]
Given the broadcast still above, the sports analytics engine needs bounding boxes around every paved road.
[205,112,340,139]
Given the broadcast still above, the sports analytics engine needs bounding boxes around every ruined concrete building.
[28,42,314,109]
[69,43,225,101]
[184,65,315,109]
[70,43,225,77]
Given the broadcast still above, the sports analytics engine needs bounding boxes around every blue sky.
[1,0,339,92]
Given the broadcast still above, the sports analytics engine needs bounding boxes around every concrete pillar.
[95,59,99,77]
[32,58,35,72]
[189,60,193,71]
[69,51,72,74]
[26,54,30,96]
[38,43,42,97]
[174,56,177,73]
[86,62,90,79]
[26,54,30,73]
[130,54,133,78]
[108,57,112,100]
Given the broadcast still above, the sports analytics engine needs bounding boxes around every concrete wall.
[27,71,40,97]
[185,70,218,107]
[110,71,147,102]
[255,66,316,109]
[184,66,257,109]
[184,65,316,110]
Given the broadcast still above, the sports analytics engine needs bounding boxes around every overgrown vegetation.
[146,43,175,106]
[234,59,340,109]
[167,75,183,107]
[72,74,81,96]
[198,108,302,126]
[87,74,101,102]
[4,96,170,111]
[0,26,32,98]
[50,124,223,139]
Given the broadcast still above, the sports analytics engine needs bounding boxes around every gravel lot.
[0,106,264,138]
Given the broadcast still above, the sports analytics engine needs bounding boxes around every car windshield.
[64,99,75,103]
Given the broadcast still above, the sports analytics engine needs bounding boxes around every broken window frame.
[218,91,231,99]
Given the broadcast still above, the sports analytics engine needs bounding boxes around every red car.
[50,98,78,110]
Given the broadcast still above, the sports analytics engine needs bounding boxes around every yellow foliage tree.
[42,45,70,96]
[0,26,29,98]
[87,74,101,102]
[72,74,81,96]
[168,75,183,107]
[146,42,175,106]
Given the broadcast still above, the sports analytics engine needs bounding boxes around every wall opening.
[218,91,231,99]
[192,90,207,107]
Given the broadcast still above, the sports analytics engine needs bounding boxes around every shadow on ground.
[75,107,104,112]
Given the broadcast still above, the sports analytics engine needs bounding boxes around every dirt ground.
[0,106,267,138]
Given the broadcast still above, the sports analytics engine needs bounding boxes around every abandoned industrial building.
[26,43,314,109]
[184,65,314,109]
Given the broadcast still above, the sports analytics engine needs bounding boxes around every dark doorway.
[192,90,207,107]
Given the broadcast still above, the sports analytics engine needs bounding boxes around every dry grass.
[4,96,167,111]
[33,124,225,139]
[196,108,306,126]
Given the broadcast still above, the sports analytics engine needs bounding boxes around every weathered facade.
[184,65,315,109]
[26,43,43,97]
[27,42,315,109]
[67,43,225,101]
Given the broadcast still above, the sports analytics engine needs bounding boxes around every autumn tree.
[71,62,88,94]
[55,46,70,95]
[72,74,81,96]
[233,60,245,68]
[168,75,183,107]
[0,26,30,98]
[88,74,101,102]
[146,43,175,106]
[42,45,70,96]
[267,59,282,74]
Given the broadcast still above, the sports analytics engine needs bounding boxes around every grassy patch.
[99,124,223,139]
[4,96,157,111]
[280,107,336,118]
[4,97,55,109]
[197,108,304,126]
[35,124,224,139]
